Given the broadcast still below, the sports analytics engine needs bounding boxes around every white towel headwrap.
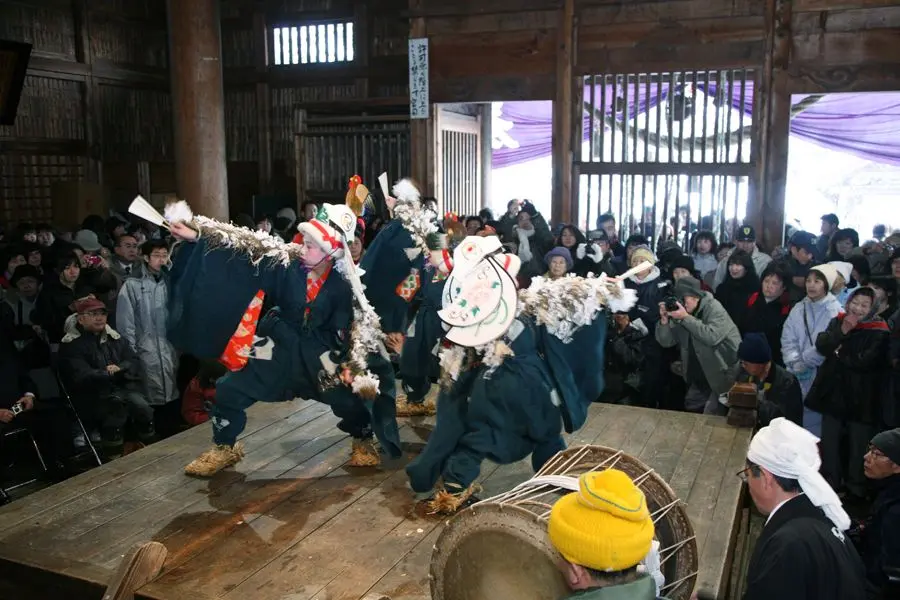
[747,417,851,531]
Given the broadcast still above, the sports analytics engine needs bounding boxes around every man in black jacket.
[854,429,900,599]
[58,295,154,458]
[728,333,803,427]
[738,418,865,600]
[0,303,72,483]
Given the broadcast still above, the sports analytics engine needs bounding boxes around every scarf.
[747,417,851,531]
[516,227,535,263]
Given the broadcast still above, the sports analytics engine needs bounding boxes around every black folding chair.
[46,348,103,468]
[0,424,47,495]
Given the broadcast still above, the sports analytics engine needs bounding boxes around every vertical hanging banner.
[409,38,429,120]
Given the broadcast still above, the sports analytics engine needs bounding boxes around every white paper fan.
[128,196,168,229]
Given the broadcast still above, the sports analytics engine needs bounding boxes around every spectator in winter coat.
[116,239,179,407]
[806,287,890,500]
[31,253,89,344]
[715,249,759,328]
[0,245,26,290]
[598,213,625,259]
[625,246,668,409]
[781,264,843,437]
[826,228,860,262]
[785,231,820,304]
[108,233,144,289]
[556,225,585,263]
[544,247,573,280]
[743,263,792,366]
[819,214,840,259]
[856,429,900,599]
[513,201,554,279]
[496,199,520,242]
[58,295,154,457]
[829,261,858,307]
[611,234,650,275]
[656,275,741,415]
[0,303,72,476]
[600,312,648,406]
[713,226,773,291]
[691,230,719,282]
[728,333,803,426]
[573,229,617,278]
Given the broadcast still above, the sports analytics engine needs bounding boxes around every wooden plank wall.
[0,0,170,224]
[212,0,412,215]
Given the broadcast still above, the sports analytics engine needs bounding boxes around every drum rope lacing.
[470,444,699,597]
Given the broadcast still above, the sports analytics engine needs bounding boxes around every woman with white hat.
[781,264,843,436]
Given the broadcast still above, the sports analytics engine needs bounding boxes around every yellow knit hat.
[548,469,654,572]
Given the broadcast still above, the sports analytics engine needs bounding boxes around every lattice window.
[270,22,355,66]
[0,154,86,224]
[576,69,757,247]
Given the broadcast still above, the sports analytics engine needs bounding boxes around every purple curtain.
[493,83,900,169]
[492,84,669,169]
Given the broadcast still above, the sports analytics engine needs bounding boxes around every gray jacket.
[116,271,178,405]
[655,291,742,395]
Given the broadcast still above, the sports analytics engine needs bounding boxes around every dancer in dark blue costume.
[358,179,440,414]
[157,202,400,476]
[396,233,455,416]
[405,237,639,513]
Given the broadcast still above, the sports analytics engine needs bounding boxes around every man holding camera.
[656,276,741,414]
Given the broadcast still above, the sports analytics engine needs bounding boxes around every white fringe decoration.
[163,200,194,225]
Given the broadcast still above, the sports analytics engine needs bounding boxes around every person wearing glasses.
[733,418,865,600]
[851,429,900,599]
[110,232,144,287]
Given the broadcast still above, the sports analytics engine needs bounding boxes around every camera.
[84,254,103,268]
[663,295,680,313]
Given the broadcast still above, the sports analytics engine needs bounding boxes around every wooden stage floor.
[0,400,752,600]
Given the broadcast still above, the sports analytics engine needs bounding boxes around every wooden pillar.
[253,8,272,195]
[73,0,100,183]
[481,103,492,210]
[755,0,792,251]
[409,10,434,195]
[551,0,575,225]
[166,0,229,220]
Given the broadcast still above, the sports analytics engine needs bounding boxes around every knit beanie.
[630,245,656,268]
[871,429,900,465]
[809,264,838,291]
[739,333,772,365]
[545,246,573,270]
[548,469,654,572]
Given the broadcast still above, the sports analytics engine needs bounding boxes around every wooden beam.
[405,0,562,18]
[577,40,765,74]
[551,0,573,225]
[253,6,272,193]
[25,56,168,87]
[578,162,753,178]
[431,73,554,103]
[787,62,900,93]
[792,30,900,67]
[793,0,900,11]
[579,0,762,25]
